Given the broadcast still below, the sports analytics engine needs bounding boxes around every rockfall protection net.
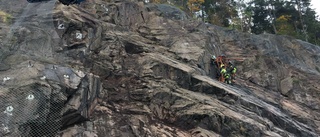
[0,0,64,136]
[0,86,64,137]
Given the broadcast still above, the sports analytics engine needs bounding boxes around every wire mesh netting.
[0,0,65,136]
[0,0,103,136]
[0,84,64,137]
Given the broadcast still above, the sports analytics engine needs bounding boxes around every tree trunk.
[201,5,204,22]
[268,0,277,34]
[295,0,308,42]
[238,0,244,32]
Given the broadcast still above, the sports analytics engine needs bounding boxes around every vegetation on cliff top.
[150,0,320,46]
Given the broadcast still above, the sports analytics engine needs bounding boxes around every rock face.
[0,0,320,136]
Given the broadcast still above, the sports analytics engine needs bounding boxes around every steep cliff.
[0,0,320,136]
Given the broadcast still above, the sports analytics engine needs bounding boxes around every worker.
[211,55,216,65]
[219,65,227,82]
[224,73,232,84]
[228,61,237,80]
[211,55,216,60]
[213,54,224,67]
[220,54,227,64]
[220,63,225,69]
[220,66,232,84]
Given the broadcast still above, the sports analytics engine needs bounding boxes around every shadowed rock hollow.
[0,0,320,136]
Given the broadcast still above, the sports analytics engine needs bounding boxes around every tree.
[293,0,310,41]
[276,15,297,36]
[203,0,237,27]
[187,0,205,14]
[248,0,274,34]
[232,0,248,31]
[155,0,320,46]
[247,0,320,45]
[302,7,320,44]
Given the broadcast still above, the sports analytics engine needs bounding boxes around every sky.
[310,0,320,18]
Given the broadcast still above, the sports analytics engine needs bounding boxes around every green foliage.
[276,15,298,36]
[151,0,320,46]
[246,0,320,46]
[203,0,237,27]
[188,0,205,12]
